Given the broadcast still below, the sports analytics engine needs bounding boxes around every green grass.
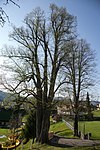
[50,120,100,139]
[0,128,10,142]
[79,110,100,140]
[50,121,74,138]
[92,110,100,117]
[0,122,100,150]
[79,121,100,139]
[16,121,100,150]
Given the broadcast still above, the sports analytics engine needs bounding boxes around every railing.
[62,119,74,131]
[62,119,91,140]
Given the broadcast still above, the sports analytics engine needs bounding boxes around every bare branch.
[0,0,20,26]
[3,0,20,8]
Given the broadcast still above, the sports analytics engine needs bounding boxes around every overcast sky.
[0,0,100,99]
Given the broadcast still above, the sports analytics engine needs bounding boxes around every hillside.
[0,90,8,102]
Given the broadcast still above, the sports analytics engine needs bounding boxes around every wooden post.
[83,123,85,139]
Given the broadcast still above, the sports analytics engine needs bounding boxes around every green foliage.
[79,114,93,121]
[21,110,36,142]
[86,92,93,120]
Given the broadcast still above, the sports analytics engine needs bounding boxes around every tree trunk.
[36,99,50,144]
[36,101,43,142]
[39,109,50,144]
[74,113,79,136]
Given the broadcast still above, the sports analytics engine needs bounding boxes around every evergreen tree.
[22,110,36,143]
[86,92,93,120]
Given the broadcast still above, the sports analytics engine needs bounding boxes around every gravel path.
[50,135,100,147]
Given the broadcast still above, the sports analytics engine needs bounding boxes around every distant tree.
[0,0,20,26]
[86,92,93,120]
[62,39,95,136]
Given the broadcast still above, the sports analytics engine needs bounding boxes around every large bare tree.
[62,39,95,136]
[1,4,76,143]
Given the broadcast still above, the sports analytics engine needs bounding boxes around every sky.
[0,0,100,99]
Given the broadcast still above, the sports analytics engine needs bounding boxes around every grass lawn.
[50,121,74,138]
[0,128,10,142]
[16,120,100,150]
[79,121,100,140]
[50,120,100,140]
[92,110,100,117]
[1,121,100,150]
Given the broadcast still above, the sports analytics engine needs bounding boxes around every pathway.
[50,135,100,147]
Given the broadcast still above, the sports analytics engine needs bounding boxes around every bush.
[21,110,36,143]
[79,113,93,121]
[93,117,100,121]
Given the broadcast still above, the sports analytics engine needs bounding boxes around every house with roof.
[97,103,100,110]
[57,103,74,115]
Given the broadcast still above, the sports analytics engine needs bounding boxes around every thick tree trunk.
[39,109,50,144]
[74,113,79,136]
[36,101,43,142]
[36,102,50,144]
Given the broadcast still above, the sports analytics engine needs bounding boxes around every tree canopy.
[61,39,95,136]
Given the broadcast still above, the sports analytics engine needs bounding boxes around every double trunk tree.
[2,4,75,143]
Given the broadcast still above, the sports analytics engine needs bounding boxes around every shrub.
[21,110,36,143]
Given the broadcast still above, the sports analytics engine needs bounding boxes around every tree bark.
[74,113,79,136]
[39,109,50,144]
[36,101,43,142]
